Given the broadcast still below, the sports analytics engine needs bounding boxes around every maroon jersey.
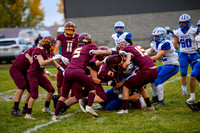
[57,33,79,61]
[12,47,35,71]
[121,45,156,70]
[67,43,98,71]
[97,63,116,81]
[28,47,54,77]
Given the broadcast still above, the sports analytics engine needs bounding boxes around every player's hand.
[52,54,62,60]
[48,73,56,81]
[61,56,69,65]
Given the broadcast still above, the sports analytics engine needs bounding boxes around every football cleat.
[141,102,147,108]
[181,91,187,96]
[150,96,158,103]
[42,107,54,115]
[51,115,59,121]
[117,109,128,114]
[144,106,155,111]
[25,114,35,120]
[11,108,23,117]
[86,105,98,117]
[156,100,166,106]
[186,97,196,102]
[79,99,87,113]
[185,101,200,111]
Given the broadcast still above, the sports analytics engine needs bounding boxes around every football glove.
[52,54,62,60]
[61,56,69,65]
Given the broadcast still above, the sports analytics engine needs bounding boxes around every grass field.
[0,62,200,133]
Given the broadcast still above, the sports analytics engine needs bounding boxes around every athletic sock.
[181,85,187,93]
[87,92,95,106]
[45,101,50,108]
[27,108,32,114]
[23,103,28,110]
[151,83,157,97]
[190,93,195,98]
[14,102,19,110]
[156,84,164,101]
[55,100,66,116]
[144,97,152,107]
[122,100,129,110]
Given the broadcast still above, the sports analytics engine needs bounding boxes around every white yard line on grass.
[23,111,79,133]
[163,74,190,85]
[0,89,15,95]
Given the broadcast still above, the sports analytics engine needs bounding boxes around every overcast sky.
[41,0,64,27]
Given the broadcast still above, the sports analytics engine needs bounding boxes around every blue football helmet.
[114,21,125,34]
[151,27,166,43]
[179,14,191,30]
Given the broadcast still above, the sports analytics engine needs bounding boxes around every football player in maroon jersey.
[115,44,158,113]
[9,47,35,116]
[54,21,79,96]
[25,36,66,120]
[52,33,120,120]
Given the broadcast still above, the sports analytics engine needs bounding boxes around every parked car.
[18,28,51,46]
[0,37,32,63]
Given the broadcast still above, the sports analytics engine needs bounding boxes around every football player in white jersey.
[146,27,179,106]
[173,13,200,97]
[111,21,132,47]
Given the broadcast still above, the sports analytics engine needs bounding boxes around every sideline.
[23,111,79,133]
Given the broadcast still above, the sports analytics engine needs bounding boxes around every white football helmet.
[197,19,200,26]
[151,27,166,43]
[165,26,171,31]
[114,21,125,33]
[179,14,191,30]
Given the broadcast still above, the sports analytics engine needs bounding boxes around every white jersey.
[111,32,131,46]
[173,26,198,54]
[151,40,179,66]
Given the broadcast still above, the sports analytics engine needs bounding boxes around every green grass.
[0,62,200,133]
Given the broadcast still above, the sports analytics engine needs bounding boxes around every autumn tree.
[0,0,44,28]
[57,0,64,14]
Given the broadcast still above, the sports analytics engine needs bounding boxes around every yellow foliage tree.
[57,0,64,14]
[0,0,44,28]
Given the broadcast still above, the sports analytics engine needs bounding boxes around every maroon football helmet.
[106,54,124,68]
[78,32,93,46]
[96,46,109,61]
[39,36,56,52]
[64,21,76,37]
[116,41,128,51]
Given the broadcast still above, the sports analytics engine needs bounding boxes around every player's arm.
[146,48,155,55]
[173,36,179,48]
[90,49,119,56]
[54,41,61,55]
[151,49,169,61]
[37,55,54,66]
[89,68,101,84]
[125,39,133,45]
[118,54,132,75]
[125,33,133,45]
